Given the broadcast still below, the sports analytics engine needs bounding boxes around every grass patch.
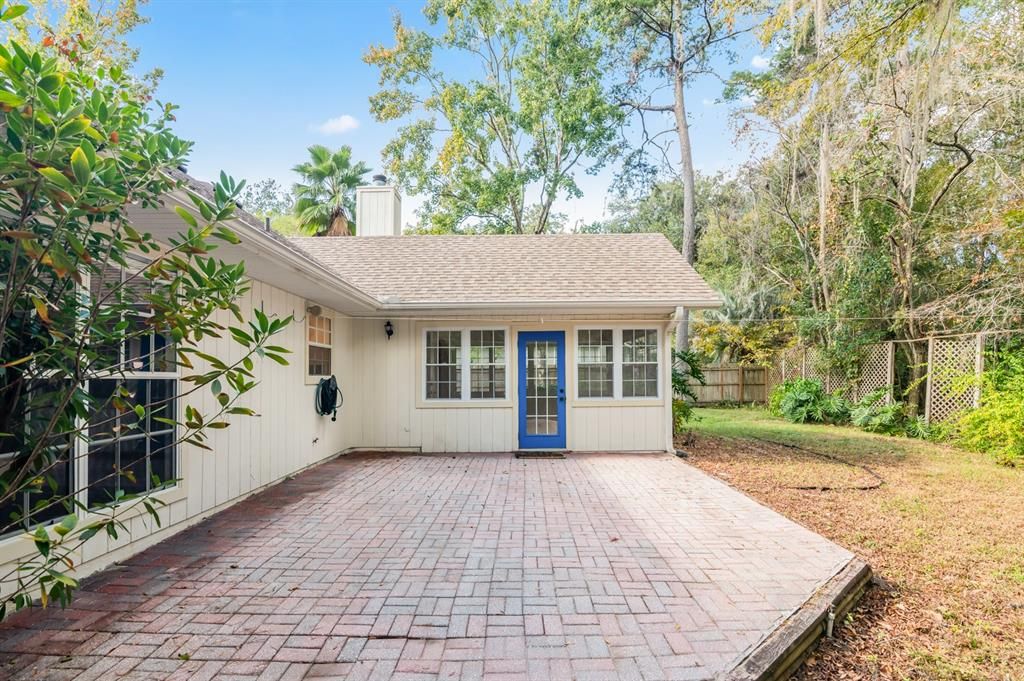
[683,407,1024,681]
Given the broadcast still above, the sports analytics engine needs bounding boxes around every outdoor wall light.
[385,320,394,340]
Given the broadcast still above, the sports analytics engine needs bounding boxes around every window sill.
[572,398,663,408]
[0,484,187,564]
[416,399,513,410]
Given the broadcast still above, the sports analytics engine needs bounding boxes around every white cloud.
[311,114,360,135]
[701,98,717,107]
[751,55,770,70]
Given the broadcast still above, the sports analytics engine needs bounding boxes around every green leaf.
[58,116,91,137]
[1,5,29,20]
[37,73,62,92]
[70,146,91,185]
[53,514,77,536]
[133,404,145,419]
[37,166,73,191]
[0,89,24,107]
[33,526,50,558]
[174,206,198,228]
[57,84,71,112]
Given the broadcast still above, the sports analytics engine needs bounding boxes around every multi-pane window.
[426,330,462,399]
[470,330,506,399]
[307,312,332,377]
[425,329,507,401]
[86,257,178,508]
[87,378,176,507]
[575,328,660,399]
[622,329,659,398]
[576,329,613,398]
[0,379,74,537]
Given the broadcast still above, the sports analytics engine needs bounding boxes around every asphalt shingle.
[289,233,720,307]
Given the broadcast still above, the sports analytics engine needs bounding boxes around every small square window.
[307,312,333,377]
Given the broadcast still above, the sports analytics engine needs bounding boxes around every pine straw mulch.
[679,422,1024,681]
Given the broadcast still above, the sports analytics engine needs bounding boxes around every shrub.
[850,389,908,435]
[0,8,290,615]
[671,350,705,432]
[954,353,1024,467]
[772,378,849,424]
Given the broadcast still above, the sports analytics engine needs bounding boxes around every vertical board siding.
[0,278,352,592]
[568,405,666,451]
[1,304,674,597]
[344,319,668,453]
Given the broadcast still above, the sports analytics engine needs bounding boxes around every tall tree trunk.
[325,212,350,237]
[673,0,697,353]
[814,0,831,316]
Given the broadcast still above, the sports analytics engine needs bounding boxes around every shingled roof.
[289,233,720,309]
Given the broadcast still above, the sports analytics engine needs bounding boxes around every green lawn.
[684,407,1024,681]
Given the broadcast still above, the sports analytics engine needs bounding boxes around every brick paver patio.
[0,452,854,680]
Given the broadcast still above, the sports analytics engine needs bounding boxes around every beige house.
[0,176,719,594]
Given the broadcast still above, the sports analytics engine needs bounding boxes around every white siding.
[0,278,353,593]
[0,293,672,598]
[342,319,669,453]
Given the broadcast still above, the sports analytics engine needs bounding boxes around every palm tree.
[292,145,370,236]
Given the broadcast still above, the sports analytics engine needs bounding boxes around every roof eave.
[371,299,722,315]
[162,190,382,313]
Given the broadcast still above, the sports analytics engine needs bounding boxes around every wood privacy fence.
[693,364,767,404]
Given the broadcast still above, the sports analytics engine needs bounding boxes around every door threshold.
[514,451,567,459]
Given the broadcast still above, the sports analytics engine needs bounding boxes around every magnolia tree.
[0,4,289,615]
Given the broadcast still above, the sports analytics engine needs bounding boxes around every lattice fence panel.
[768,346,799,395]
[854,342,894,402]
[926,336,980,424]
[769,345,850,396]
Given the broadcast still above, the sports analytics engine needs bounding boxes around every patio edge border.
[723,557,872,681]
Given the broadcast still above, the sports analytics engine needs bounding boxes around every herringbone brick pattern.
[0,453,852,680]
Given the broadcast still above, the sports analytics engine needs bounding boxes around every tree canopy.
[364,0,622,234]
[291,144,369,236]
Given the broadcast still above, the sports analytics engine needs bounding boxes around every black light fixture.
[384,320,394,340]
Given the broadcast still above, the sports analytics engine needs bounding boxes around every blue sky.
[133,0,766,227]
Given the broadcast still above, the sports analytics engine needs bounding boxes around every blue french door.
[518,331,567,449]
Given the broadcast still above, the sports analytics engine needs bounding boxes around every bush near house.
[0,7,289,616]
[671,349,704,431]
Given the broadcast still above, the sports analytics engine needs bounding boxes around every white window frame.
[82,259,181,510]
[574,326,662,401]
[421,326,510,403]
[305,308,334,383]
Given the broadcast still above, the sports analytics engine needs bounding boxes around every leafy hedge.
[953,353,1024,467]
[768,380,929,438]
[769,364,1024,467]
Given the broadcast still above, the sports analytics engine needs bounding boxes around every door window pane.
[526,341,559,435]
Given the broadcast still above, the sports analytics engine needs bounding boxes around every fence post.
[885,341,895,405]
[739,366,746,403]
[974,333,985,408]
[924,337,935,424]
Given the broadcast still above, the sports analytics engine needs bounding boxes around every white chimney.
[355,175,402,236]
